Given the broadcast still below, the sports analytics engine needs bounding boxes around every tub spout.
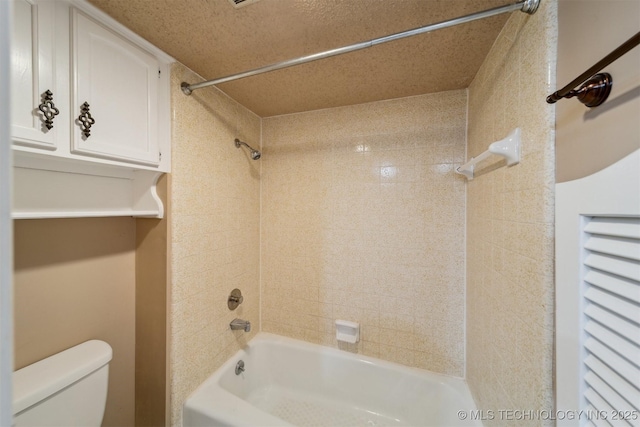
[230,318,251,332]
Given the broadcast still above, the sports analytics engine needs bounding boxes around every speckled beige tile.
[465,0,556,424]
[169,63,261,426]
[262,90,467,375]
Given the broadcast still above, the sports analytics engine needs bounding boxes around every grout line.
[258,118,263,333]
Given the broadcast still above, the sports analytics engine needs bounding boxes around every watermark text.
[456,409,639,422]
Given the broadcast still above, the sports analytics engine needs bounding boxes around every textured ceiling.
[88,0,512,117]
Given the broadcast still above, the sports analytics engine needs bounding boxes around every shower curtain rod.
[181,0,540,95]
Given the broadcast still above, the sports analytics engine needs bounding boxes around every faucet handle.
[228,288,244,310]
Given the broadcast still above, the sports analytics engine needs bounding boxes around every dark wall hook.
[547,31,639,107]
[550,73,613,108]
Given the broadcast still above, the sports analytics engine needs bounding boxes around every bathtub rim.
[245,332,468,380]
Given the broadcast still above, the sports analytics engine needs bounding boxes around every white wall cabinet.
[11,0,57,151]
[10,0,173,219]
[71,9,162,166]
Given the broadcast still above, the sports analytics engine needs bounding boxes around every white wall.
[0,1,14,425]
[555,0,640,182]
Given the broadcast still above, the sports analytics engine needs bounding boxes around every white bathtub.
[184,333,481,427]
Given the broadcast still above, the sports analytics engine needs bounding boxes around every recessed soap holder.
[228,288,243,310]
[336,319,359,343]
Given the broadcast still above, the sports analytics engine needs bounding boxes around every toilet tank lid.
[13,340,112,415]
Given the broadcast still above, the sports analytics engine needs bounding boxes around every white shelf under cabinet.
[12,151,164,219]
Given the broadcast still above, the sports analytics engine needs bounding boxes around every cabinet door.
[71,9,161,166]
[11,0,57,150]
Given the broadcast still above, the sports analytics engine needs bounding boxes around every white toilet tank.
[13,340,112,427]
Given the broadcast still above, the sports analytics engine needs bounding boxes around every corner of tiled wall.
[466,0,557,424]
[169,63,261,426]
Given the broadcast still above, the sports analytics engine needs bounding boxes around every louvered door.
[582,217,640,426]
[556,150,640,427]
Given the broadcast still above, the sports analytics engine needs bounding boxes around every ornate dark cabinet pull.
[38,90,59,130]
[78,102,95,138]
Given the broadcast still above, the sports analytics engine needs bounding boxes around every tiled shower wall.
[466,0,557,423]
[169,63,261,425]
[261,91,467,376]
